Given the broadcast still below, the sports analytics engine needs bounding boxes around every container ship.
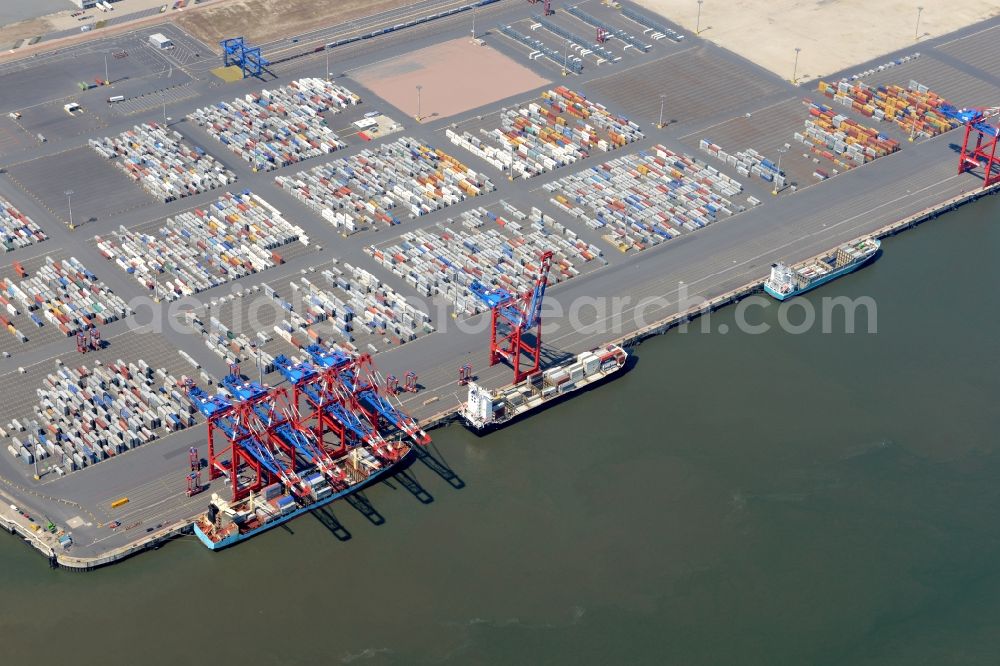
[193,443,408,551]
[189,345,430,551]
[461,344,628,431]
[764,238,880,300]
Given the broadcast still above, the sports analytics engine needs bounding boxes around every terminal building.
[149,33,174,50]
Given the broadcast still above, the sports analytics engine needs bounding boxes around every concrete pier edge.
[1,180,995,571]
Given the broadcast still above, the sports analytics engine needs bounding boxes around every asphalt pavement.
[0,0,997,558]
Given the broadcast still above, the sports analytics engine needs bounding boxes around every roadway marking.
[0,32,184,115]
[936,22,1000,48]
[2,169,71,224]
[679,96,798,140]
[586,45,698,85]
[433,92,548,133]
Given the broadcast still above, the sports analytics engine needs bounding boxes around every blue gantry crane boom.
[339,354,431,446]
[190,345,427,501]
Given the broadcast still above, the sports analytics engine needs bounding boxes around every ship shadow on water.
[306,444,464,541]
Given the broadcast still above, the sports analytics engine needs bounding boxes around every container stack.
[795,102,900,168]
[845,53,919,83]
[446,87,643,179]
[7,360,195,472]
[275,137,494,233]
[620,6,685,42]
[543,145,743,252]
[89,123,236,202]
[0,256,130,341]
[0,197,47,253]
[815,79,959,138]
[535,17,620,63]
[264,263,434,350]
[95,191,307,302]
[366,202,600,316]
[565,5,651,51]
[202,311,276,370]
[699,140,786,187]
[188,78,360,172]
[498,25,584,73]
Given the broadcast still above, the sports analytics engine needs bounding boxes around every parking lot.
[5,146,155,224]
[0,115,34,155]
[13,99,107,143]
[0,31,183,113]
[107,79,200,117]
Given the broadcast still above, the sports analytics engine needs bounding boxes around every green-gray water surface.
[1,196,999,665]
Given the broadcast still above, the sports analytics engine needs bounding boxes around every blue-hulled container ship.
[764,238,880,300]
[189,345,429,551]
[193,443,409,551]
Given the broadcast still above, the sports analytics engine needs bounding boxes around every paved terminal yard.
[0,0,999,565]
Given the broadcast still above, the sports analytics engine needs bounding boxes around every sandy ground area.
[351,38,550,121]
[175,0,416,49]
[0,0,222,49]
[0,17,52,45]
[636,0,1000,80]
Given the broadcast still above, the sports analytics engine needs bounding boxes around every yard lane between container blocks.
[0,0,997,556]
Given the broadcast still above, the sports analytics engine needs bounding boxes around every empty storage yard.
[587,45,788,126]
[350,38,550,121]
[0,0,998,566]
[5,147,155,224]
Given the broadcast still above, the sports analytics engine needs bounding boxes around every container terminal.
[0,0,999,567]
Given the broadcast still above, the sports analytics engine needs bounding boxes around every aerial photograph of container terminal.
[1,0,999,663]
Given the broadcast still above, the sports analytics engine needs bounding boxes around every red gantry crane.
[470,250,554,384]
[189,346,431,501]
[941,104,1000,188]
